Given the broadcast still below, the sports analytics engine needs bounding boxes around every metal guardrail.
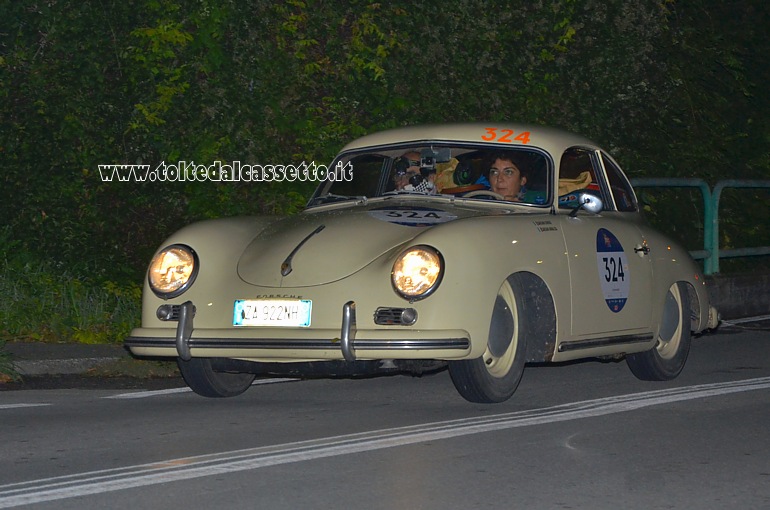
[711,180,770,273]
[631,178,770,275]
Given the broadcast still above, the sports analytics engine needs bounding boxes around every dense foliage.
[0,0,768,346]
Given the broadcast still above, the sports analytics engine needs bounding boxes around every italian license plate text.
[233,299,312,327]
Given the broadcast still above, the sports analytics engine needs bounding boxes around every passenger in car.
[392,151,437,194]
[392,151,421,190]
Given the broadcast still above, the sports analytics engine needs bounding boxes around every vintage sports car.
[125,123,719,403]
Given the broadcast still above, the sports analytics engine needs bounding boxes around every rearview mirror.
[421,147,452,164]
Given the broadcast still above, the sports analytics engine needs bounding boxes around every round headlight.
[391,245,443,300]
[148,244,198,298]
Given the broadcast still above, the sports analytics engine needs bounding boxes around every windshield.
[308,143,552,207]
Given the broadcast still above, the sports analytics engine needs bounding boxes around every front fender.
[141,216,281,323]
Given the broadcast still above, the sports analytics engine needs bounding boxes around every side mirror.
[569,193,603,217]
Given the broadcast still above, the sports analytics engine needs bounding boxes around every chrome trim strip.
[280,224,325,276]
[557,333,653,352]
[125,337,470,351]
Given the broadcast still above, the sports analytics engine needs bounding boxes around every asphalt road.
[1,322,769,510]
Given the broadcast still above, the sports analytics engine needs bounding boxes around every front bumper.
[125,301,471,362]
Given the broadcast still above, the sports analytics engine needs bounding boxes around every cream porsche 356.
[125,123,719,403]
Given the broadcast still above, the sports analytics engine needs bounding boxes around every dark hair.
[485,151,531,178]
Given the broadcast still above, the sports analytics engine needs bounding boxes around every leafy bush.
[0,228,140,345]
[0,0,768,299]
[0,265,141,345]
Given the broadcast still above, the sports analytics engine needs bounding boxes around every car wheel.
[627,282,691,381]
[177,358,256,398]
[449,274,531,403]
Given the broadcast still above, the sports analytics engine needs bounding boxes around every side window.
[558,148,607,208]
[601,152,637,212]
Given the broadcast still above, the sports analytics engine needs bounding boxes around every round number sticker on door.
[595,228,630,313]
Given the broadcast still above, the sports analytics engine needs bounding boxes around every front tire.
[627,282,691,381]
[178,358,256,398]
[449,274,534,403]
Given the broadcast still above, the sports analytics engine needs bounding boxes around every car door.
[557,148,653,339]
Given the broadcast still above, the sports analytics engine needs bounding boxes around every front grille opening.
[374,307,417,326]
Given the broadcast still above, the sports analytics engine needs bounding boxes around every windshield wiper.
[309,194,367,206]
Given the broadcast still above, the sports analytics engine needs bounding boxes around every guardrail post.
[711,180,770,274]
[631,178,713,274]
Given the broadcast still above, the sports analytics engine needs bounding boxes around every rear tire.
[178,358,256,398]
[449,274,535,403]
[627,282,691,381]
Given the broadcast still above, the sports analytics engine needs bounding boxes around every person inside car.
[486,151,547,203]
[392,151,437,194]
[488,152,529,201]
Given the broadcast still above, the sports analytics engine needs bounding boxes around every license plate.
[233,299,312,327]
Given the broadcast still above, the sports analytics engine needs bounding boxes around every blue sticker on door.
[595,228,630,313]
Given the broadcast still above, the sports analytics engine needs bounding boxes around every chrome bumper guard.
[175,301,195,361]
[340,301,357,362]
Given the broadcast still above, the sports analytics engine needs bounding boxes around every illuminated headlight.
[391,245,443,300]
[148,244,198,298]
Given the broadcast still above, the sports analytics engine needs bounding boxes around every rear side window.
[558,148,609,208]
[601,152,637,212]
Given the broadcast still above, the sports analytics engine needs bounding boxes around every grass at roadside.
[87,357,180,379]
[0,243,143,380]
[0,259,141,345]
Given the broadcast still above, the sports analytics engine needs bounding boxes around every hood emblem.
[280,224,326,277]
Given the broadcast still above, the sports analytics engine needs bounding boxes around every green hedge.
[2,1,767,282]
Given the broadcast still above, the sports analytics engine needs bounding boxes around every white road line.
[106,387,191,399]
[1,376,768,508]
[724,314,770,325]
[105,378,299,399]
[0,403,51,410]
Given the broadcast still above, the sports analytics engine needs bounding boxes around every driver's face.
[489,158,527,201]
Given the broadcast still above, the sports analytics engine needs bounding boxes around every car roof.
[338,123,601,156]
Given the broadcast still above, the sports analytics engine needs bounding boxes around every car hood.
[237,200,493,287]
